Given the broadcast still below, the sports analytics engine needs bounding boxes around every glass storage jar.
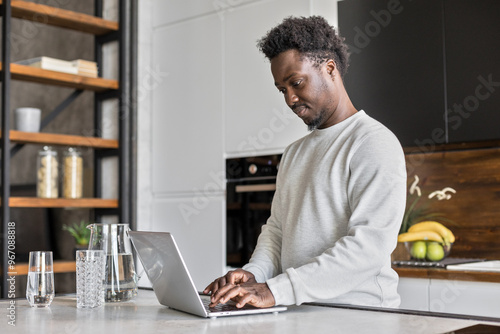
[37,146,58,198]
[62,147,83,199]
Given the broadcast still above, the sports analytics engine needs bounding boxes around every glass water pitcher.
[87,223,139,302]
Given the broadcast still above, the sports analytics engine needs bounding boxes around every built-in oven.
[226,154,281,268]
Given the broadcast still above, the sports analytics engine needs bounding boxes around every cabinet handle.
[235,184,276,193]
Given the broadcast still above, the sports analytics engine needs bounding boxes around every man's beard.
[307,109,327,131]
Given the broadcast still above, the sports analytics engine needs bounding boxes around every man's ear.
[325,59,336,79]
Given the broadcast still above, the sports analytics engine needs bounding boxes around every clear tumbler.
[76,250,105,308]
[26,251,55,307]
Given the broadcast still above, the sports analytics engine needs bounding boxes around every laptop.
[128,231,287,319]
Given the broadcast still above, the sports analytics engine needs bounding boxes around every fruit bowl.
[404,241,452,262]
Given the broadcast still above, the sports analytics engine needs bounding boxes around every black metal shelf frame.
[0,0,137,297]
[0,0,12,301]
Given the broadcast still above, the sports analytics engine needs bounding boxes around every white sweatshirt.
[243,111,406,307]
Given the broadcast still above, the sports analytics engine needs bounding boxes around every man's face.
[271,50,337,131]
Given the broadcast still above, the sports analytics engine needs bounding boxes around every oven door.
[226,178,276,268]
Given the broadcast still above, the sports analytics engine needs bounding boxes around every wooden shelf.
[9,260,76,276]
[5,130,119,149]
[8,197,118,208]
[1,0,119,35]
[0,1,127,297]
[0,63,119,91]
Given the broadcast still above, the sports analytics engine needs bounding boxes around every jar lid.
[65,147,81,155]
[40,145,56,155]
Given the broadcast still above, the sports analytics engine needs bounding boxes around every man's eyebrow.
[274,73,297,87]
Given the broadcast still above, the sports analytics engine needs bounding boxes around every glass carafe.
[87,223,138,302]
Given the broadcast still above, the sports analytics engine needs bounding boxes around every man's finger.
[205,277,224,300]
[235,293,256,308]
[225,271,237,284]
[221,285,245,304]
[203,283,212,294]
[210,282,236,305]
[204,279,220,294]
[210,285,243,307]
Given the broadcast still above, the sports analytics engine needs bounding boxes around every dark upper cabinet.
[338,0,446,147]
[444,0,500,143]
[338,0,500,147]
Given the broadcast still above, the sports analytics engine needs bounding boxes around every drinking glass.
[26,251,55,307]
[76,250,105,308]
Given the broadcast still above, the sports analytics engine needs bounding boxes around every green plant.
[62,220,91,246]
[400,175,456,234]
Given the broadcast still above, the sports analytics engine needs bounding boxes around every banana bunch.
[398,221,455,246]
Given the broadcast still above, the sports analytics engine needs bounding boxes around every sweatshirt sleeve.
[265,129,406,306]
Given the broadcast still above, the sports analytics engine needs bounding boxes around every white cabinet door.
[398,278,430,311]
[152,0,220,27]
[224,0,310,157]
[151,0,264,28]
[148,196,226,291]
[150,15,224,194]
[429,279,500,318]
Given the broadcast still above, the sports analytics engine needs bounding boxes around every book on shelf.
[72,59,98,77]
[15,57,98,78]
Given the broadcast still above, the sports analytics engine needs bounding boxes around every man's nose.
[285,92,299,107]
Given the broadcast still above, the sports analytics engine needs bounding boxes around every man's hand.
[203,269,256,306]
[219,282,276,308]
[203,269,276,308]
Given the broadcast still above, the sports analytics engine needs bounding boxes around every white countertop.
[1,289,498,334]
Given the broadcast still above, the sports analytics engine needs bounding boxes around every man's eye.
[278,89,285,94]
[292,80,302,87]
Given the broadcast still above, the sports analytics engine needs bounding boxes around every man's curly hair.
[257,16,350,78]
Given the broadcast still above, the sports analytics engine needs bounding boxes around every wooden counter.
[394,266,500,283]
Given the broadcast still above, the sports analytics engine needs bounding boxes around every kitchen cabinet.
[150,0,220,28]
[443,0,500,143]
[338,0,445,147]
[149,14,224,195]
[398,276,500,318]
[140,12,225,289]
[398,277,430,312]
[0,0,133,297]
[429,279,500,318]
[224,0,309,157]
[338,0,500,147]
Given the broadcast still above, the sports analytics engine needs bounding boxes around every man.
[204,16,406,309]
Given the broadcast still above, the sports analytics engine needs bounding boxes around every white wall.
[137,0,339,290]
